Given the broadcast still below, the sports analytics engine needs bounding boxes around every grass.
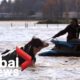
[37,18,80,24]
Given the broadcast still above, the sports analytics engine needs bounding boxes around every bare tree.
[43,0,57,20]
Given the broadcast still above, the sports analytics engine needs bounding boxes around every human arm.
[53,27,68,38]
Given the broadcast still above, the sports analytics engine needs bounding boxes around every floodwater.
[0,21,80,80]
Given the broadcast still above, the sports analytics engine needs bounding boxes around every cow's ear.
[31,36,37,42]
[32,36,36,39]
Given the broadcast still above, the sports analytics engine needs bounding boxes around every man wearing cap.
[52,18,80,50]
[53,18,80,41]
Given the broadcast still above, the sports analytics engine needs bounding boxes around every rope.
[44,37,53,42]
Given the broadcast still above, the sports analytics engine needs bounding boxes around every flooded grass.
[0,22,80,80]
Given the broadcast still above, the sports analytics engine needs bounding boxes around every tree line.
[0,0,80,20]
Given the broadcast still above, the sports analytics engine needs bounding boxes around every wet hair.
[24,37,44,53]
[23,38,44,62]
[71,18,78,23]
[28,38,44,48]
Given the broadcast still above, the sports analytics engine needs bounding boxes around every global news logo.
[0,47,32,77]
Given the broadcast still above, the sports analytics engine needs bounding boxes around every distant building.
[0,0,14,19]
[63,11,80,18]
[0,13,12,18]
[29,12,43,19]
[0,0,8,13]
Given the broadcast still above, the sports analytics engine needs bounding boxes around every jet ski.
[39,40,80,57]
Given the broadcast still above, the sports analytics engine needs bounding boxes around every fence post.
[47,24,48,28]
[11,23,13,27]
[25,22,28,28]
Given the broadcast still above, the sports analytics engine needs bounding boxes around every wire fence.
[0,21,68,29]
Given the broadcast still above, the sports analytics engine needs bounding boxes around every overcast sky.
[0,0,2,1]
[0,0,15,3]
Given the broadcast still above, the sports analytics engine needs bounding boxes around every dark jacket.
[53,24,80,41]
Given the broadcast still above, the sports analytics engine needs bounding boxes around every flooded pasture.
[0,21,80,80]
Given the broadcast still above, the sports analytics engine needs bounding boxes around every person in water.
[53,18,80,41]
[2,37,49,66]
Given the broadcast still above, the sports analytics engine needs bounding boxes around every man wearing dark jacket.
[53,18,80,41]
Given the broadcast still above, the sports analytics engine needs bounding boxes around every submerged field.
[0,21,80,80]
